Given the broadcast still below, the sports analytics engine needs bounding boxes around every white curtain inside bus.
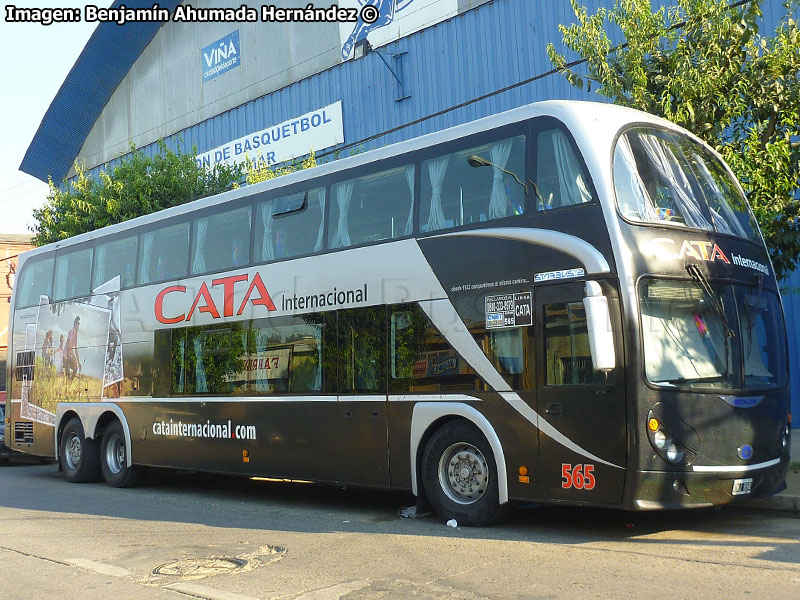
[404,165,414,235]
[488,139,512,219]
[261,201,275,261]
[425,155,449,231]
[331,180,354,248]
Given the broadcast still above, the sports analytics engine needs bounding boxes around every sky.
[0,2,105,235]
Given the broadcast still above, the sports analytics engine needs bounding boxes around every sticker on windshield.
[485,292,532,329]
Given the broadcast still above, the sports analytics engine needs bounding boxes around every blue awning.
[20,0,182,183]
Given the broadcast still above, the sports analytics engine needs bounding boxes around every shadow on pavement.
[0,460,798,567]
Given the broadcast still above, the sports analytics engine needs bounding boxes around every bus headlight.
[780,420,790,453]
[646,411,693,466]
[666,443,684,464]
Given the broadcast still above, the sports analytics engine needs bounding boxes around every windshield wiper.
[686,264,734,338]
[656,375,726,386]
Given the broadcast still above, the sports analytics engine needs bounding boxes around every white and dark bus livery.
[4,101,791,525]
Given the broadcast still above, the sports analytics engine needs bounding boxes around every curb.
[744,495,800,512]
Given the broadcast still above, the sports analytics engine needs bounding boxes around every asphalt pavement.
[2,435,798,511]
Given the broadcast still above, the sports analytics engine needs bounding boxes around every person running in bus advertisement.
[41,330,54,367]
[64,316,81,386]
[54,334,65,376]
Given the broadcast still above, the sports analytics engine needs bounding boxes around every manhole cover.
[154,557,248,578]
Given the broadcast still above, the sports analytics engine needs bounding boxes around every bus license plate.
[732,478,753,495]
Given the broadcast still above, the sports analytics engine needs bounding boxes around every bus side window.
[535,128,594,210]
[420,134,526,232]
[255,187,326,262]
[339,307,386,393]
[191,205,252,275]
[181,324,248,395]
[389,304,486,393]
[543,302,610,385]
[328,165,415,249]
[54,247,93,301]
[15,257,54,308]
[94,235,138,289]
[480,327,529,390]
[248,314,332,395]
[138,222,190,285]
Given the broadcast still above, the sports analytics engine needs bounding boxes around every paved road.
[1,462,799,600]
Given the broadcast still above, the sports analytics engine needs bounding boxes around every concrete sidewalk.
[745,435,800,512]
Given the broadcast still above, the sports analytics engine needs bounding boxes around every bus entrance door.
[534,281,626,504]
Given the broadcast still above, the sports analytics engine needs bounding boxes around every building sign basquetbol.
[195,101,344,170]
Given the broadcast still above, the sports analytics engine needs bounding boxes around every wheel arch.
[55,403,133,467]
[410,402,509,504]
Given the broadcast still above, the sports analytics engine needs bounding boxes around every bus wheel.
[100,421,144,488]
[59,418,101,483]
[422,420,508,526]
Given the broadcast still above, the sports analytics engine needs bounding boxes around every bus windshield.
[639,279,786,391]
[614,127,760,242]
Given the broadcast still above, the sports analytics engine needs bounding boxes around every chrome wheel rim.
[104,433,125,475]
[64,433,81,471]
[438,442,489,505]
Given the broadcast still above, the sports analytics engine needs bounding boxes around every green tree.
[547,0,800,278]
[243,149,317,185]
[32,140,242,246]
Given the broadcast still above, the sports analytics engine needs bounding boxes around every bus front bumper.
[629,458,788,510]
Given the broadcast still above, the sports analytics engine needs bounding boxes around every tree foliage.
[243,150,317,185]
[31,140,242,246]
[547,0,800,278]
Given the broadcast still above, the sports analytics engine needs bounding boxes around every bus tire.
[100,420,144,488]
[421,420,508,526]
[59,417,101,483]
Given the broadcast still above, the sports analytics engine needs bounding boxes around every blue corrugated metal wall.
[88,0,604,174]
[781,270,800,425]
[88,0,789,170]
[82,0,798,424]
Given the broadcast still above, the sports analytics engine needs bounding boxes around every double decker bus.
[4,101,791,525]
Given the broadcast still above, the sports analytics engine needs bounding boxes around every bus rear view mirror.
[583,281,615,372]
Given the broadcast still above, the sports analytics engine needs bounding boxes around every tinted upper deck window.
[420,135,526,232]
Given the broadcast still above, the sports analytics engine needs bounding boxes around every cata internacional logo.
[338,0,458,60]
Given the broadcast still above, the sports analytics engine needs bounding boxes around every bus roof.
[19,99,683,265]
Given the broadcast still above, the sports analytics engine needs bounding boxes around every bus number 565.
[561,463,596,490]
